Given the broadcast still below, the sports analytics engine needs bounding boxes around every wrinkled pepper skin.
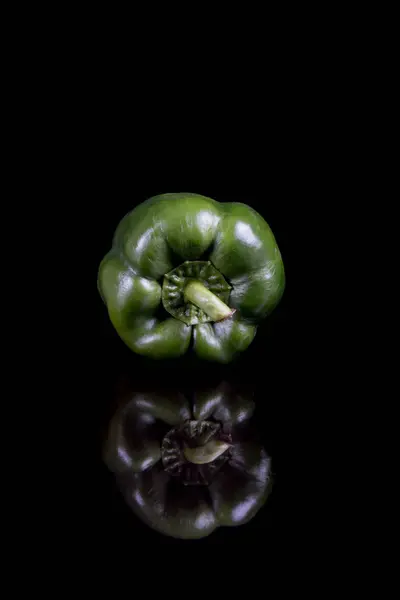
[98,193,285,363]
[104,382,272,539]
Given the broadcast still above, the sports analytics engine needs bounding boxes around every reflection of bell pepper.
[104,382,272,539]
[98,193,285,363]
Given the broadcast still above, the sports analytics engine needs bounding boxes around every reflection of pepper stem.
[184,280,235,322]
[183,440,232,464]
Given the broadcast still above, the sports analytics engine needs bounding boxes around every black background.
[15,13,352,574]
[86,186,316,550]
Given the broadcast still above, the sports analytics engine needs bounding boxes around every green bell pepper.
[98,193,285,363]
[104,382,273,540]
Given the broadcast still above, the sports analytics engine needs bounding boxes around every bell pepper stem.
[184,280,235,322]
[183,440,232,464]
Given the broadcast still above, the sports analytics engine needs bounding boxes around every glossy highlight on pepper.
[98,193,285,363]
[104,381,273,539]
